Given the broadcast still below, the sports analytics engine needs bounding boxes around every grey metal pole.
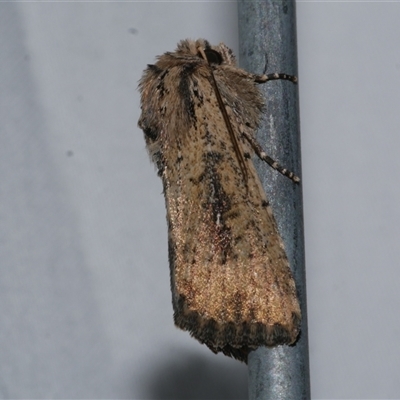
[238,1,310,399]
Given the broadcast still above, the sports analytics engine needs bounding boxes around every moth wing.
[166,73,300,361]
[139,55,300,363]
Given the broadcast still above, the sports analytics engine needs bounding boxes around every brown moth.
[138,39,301,363]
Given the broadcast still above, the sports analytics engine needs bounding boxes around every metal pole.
[238,1,310,399]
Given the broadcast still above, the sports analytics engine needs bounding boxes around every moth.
[138,39,301,363]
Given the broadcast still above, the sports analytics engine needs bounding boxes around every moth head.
[176,39,237,67]
[197,39,237,67]
[201,48,223,65]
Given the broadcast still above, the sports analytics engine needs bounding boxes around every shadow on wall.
[140,351,248,400]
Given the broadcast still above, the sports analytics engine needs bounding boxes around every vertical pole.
[238,1,310,399]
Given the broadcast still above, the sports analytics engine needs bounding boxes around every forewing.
[139,50,300,362]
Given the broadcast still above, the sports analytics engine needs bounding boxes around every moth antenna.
[242,129,300,183]
[198,46,249,187]
[254,73,298,84]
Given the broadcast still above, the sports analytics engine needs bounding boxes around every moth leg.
[241,128,300,183]
[253,73,297,84]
